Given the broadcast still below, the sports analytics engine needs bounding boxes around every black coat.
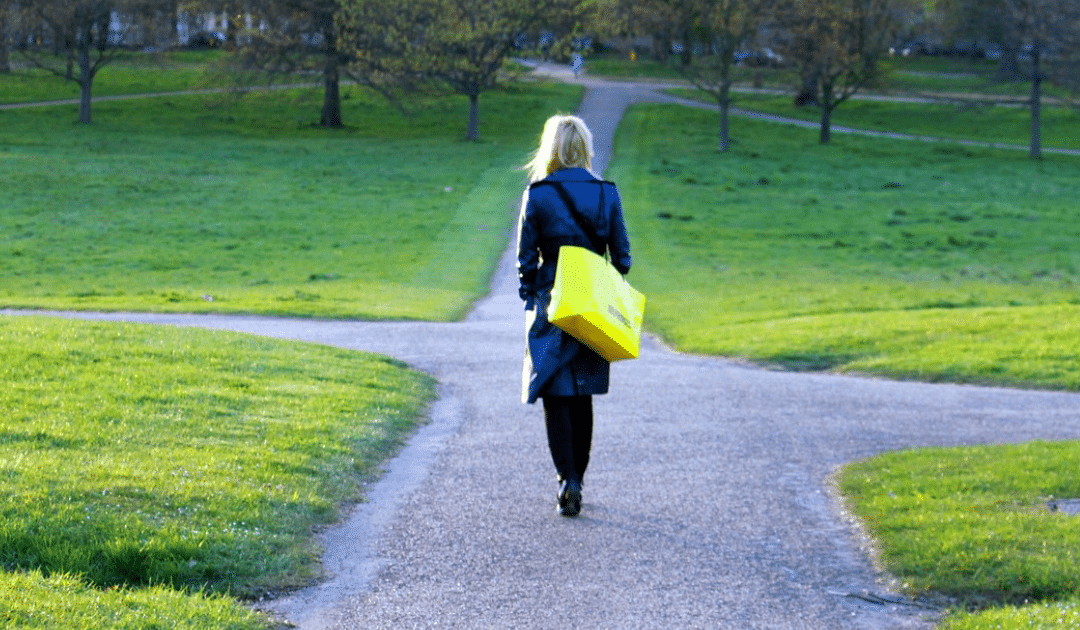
[517,168,633,404]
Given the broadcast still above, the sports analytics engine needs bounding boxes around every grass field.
[5,50,1080,629]
[1,61,580,627]
[674,90,1080,151]
[585,50,1073,101]
[839,442,1080,626]
[0,51,236,104]
[0,316,435,627]
[609,103,1080,391]
[1,569,269,629]
[605,97,1080,628]
[0,81,582,320]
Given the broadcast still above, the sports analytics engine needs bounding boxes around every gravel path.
[7,67,1080,630]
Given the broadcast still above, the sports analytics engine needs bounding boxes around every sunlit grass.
[840,442,1080,627]
[609,102,1080,391]
[0,316,435,602]
[0,569,269,630]
[0,81,581,320]
[670,90,1080,150]
[940,597,1080,629]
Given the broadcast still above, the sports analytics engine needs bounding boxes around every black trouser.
[542,395,593,483]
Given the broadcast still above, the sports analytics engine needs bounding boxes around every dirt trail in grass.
[8,66,1080,630]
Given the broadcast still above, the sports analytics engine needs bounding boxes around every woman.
[517,114,632,517]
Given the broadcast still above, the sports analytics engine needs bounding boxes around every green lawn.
[584,50,800,87]
[940,599,1080,629]
[608,103,1080,392]
[1,570,269,629]
[0,51,236,104]
[840,442,1080,627]
[0,81,582,320]
[5,49,1080,630]
[586,50,1072,102]
[0,316,436,627]
[606,99,1080,628]
[683,91,1080,150]
[0,68,580,627]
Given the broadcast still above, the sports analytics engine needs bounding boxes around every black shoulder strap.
[530,180,612,253]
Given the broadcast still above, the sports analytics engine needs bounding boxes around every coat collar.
[543,167,600,183]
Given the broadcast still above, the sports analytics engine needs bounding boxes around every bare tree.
[358,0,585,142]
[17,1,136,123]
[672,0,777,152]
[609,0,699,63]
[1001,0,1080,159]
[591,0,654,55]
[775,0,899,144]
[230,0,351,128]
[929,0,1018,74]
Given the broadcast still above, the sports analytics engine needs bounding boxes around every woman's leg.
[543,395,593,516]
[542,395,575,482]
[568,395,593,483]
[543,395,594,482]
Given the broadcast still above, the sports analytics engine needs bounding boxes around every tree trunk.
[680,28,692,67]
[1029,44,1042,160]
[820,105,831,144]
[818,78,834,144]
[717,77,731,153]
[655,35,671,61]
[97,11,110,52]
[226,2,239,47]
[321,47,342,128]
[78,33,93,124]
[0,10,10,73]
[718,101,730,153]
[466,92,480,141]
[795,68,818,106]
[997,43,1021,81]
[169,0,179,46]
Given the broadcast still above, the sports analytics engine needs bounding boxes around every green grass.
[608,71,1080,630]
[584,51,686,81]
[839,442,1080,626]
[878,57,1075,101]
[608,103,1080,391]
[884,70,1032,98]
[1,570,268,629]
[940,598,1080,629]
[0,81,581,320]
[712,305,1080,389]
[0,51,236,104]
[587,50,1073,101]
[584,50,800,86]
[672,90,1080,150]
[0,68,578,625]
[0,315,436,626]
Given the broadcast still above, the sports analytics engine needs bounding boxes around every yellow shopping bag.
[547,246,646,361]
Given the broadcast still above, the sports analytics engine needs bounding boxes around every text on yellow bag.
[547,245,646,362]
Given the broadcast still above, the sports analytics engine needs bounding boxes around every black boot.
[558,478,582,517]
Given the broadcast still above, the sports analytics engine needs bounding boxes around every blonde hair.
[525,114,594,182]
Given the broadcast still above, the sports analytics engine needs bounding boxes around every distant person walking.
[572,54,584,78]
[517,115,633,517]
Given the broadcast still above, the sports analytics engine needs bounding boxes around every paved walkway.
[527,63,1080,157]
[8,69,1080,630]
